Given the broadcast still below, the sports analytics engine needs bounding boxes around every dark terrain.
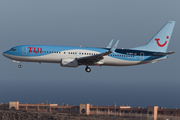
[0,110,157,120]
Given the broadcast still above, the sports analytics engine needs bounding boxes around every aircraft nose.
[3,51,8,57]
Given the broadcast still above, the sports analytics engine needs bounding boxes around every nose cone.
[3,51,9,57]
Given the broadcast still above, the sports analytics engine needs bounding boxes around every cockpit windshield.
[10,48,17,51]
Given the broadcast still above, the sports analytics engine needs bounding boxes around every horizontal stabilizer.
[152,51,175,56]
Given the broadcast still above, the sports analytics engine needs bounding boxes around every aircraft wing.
[152,51,175,56]
[78,50,111,65]
[78,40,119,65]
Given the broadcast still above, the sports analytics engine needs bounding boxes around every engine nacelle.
[60,58,78,67]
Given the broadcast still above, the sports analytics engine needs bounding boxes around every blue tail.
[132,21,175,52]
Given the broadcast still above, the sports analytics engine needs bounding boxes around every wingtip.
[168,21,176,24]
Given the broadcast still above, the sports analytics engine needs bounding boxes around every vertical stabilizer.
[131,21,175,52]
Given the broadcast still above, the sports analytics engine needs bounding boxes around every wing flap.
[78,51,111,64]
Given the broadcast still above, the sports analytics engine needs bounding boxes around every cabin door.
[140,52,144,61]
[22,46,27,55]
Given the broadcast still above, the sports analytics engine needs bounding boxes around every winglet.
[110,40,119,52]
[106,39,114,49]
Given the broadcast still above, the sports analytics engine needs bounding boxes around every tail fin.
[132,21,175,52]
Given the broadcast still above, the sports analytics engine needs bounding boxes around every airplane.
[3,21,175,73]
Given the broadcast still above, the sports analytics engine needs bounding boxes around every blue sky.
[0,0,180,108]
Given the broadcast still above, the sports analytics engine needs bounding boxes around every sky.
[0,0,180,108]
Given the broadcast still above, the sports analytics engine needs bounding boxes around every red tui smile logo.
[155,36,168,47]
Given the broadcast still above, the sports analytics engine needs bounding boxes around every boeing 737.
[3,21,175,72]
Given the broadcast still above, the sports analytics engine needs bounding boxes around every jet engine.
[60,58,78,67]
